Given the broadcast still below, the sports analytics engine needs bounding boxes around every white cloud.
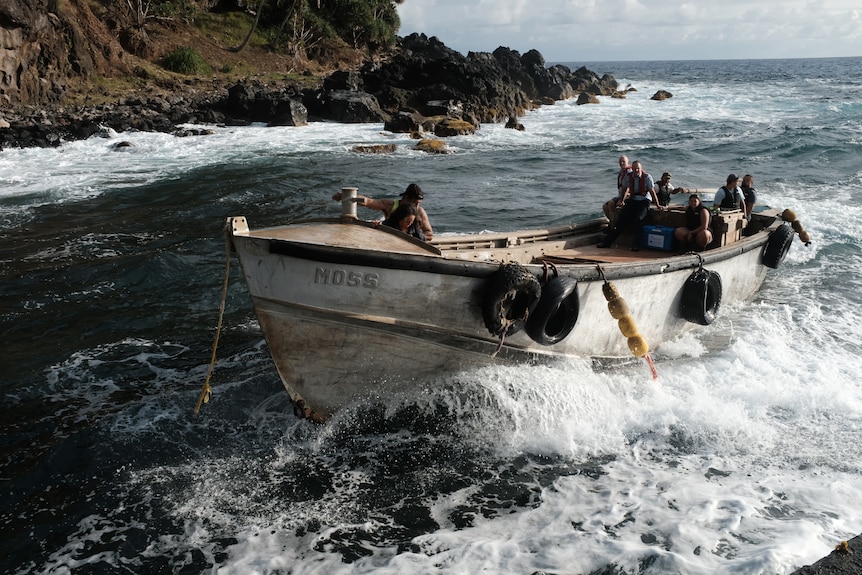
[396,0,862,61]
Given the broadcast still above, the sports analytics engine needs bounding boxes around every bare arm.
[362,197,394,214]
[417,206,434,240]
[696,208,710,234]
[652,183,662,207]
[331,192,394,216]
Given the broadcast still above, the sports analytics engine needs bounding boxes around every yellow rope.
[194,220,233,415]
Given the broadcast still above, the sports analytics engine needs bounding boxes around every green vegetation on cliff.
[0,0,405,107]
[112,0,403,63]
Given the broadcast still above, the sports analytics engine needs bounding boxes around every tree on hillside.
[104,0,404,64]
[230,0,403,59]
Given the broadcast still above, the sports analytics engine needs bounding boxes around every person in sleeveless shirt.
[674,194,713,250]
[598,160,657,251]
[654,172,685,208]
[333,183,433,240]
[713,174,747,218]
[381,202,425,241]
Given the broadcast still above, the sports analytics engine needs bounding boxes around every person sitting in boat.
[674,194,714,250]
[332,183,434,240]
[741,174,757,220]
[654,172,685,208]
[380,202,425,241]
[602,155,632,219]
[598,160,657,251]
[714,174,748,218]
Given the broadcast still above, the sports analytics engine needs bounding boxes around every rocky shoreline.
[0,34,626,150]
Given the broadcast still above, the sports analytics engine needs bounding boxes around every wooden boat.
[228,188,805,421]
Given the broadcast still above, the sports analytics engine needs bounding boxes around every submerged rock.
[351,144,397,154]
[414,138,450,154]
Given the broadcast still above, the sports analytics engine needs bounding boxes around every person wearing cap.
[713,174,747,218]
[332,183,433,240]
[653,172,685,208]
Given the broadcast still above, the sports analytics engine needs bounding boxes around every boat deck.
[231,207,773,268]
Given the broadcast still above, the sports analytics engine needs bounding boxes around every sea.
[2,56,862,575]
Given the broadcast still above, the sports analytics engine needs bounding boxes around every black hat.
[662,172,671,179]
[402,183,424,200]
[726,173,739,184]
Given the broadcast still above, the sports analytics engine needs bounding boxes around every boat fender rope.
[491,331,507,358]
[541,260,559,284]
[194,219,233,415]
[596,265,657,380]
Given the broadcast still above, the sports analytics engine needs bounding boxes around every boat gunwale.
[245,217,782,282]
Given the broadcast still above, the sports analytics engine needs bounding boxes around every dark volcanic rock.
[791,534,862,574]
[0,32,620,149]
[320,90,390,123]
[355,33,619,125]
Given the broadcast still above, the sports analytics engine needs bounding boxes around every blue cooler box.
[642,225,675,251]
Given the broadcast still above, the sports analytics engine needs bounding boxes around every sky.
[396,0,862,62]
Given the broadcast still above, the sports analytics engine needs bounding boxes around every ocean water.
[2,57,862,575]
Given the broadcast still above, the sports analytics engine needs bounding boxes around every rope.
[194,220,233,415]
[491,330,507,358]
[541,261,559,284]
[596,264,607,283]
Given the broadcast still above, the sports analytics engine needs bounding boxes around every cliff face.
[0,0,129,106]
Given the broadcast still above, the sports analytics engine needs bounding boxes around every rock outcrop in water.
[0,30,622,149]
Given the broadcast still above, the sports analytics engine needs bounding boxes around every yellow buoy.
[600,278,652,364]
[602,282,620,302]
[781,208,797,222]
[608,298,630,319]
[627,335,649,357]
[618,315,639,338]
[799,230,811,244]
[791,220,804,232]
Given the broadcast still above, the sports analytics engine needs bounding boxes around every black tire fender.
[482,263,541,337]
[526,276,579,345]
[762,224,795,269]
[680,269,722,325]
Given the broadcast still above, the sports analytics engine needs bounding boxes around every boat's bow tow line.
[194,218,234,416]
[194,218,326,423]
